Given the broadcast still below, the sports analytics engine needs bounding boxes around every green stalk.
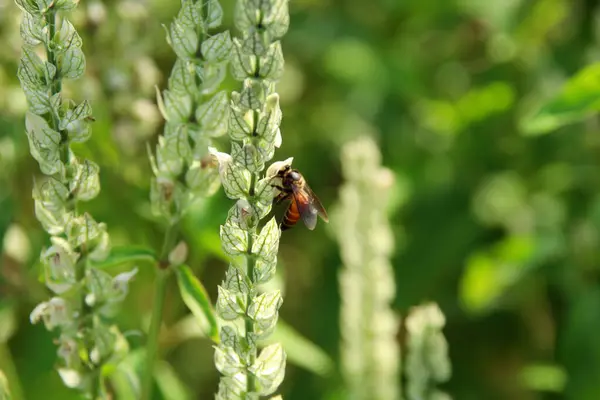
[44,9,61,95]
[0,343,25,400]
[43,10,67,157]
[245,225,256,394]
[142,223,179,400]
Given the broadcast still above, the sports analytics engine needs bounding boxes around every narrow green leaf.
[155,360,192,400]
[89,246,157,269]
[521,63,600,135]
[0,369,11,400]
[175,264,219,343]
[260,320,334,377]
[108,363,140,400]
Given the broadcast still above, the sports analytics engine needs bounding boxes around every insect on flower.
[272,165,329,231]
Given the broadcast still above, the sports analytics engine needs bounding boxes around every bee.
[273,165,329,231]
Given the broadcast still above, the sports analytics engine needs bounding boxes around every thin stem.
[90,370,101,400]
[44,9,61,95]
[142,223,179,400]
[0,343,25,400]
[245,173,257,394]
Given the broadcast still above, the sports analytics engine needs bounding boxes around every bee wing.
[291,186,318,230]
[304,184,329,223]
[291,184,328,230]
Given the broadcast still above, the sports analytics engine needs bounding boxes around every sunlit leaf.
[89,246,157,269]
[175,264,219,342]
[521,63,600,135]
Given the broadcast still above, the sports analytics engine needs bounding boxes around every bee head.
[288,170,302,182]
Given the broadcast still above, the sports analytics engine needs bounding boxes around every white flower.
[111,267,139,302]
[30,297,72,330]
[265,157,293,180]
[209,146,233,174]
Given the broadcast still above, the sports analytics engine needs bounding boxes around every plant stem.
[142,223,179,400]
[245,174,257,395]
[90,369,101,400]
[44,9,61,94]
[0,343,25,400]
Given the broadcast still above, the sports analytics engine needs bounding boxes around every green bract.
[212,0,290,397]
[17,2,135,396]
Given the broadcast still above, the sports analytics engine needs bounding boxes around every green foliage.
[0,370,10,400]
[521,63,600,135]
[4,0,600,399]
[175,264,219,343]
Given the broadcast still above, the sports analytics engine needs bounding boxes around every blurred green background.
[2,0,600,398]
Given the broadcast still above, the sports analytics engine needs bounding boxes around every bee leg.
[273,191,291,205]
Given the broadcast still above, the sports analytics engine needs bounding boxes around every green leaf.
[53,0,77,10]
[24,112,62,175]
[0,303,17,343]
[0,370,11,400]
[35,0,52,11]
[263,0,289,39]
[54,20,82,53]
[252,217,280,260]
[156,123,191,177]
[18,49,52,114]
[33,177,70,235]
[109,363,140,400]
[219,160,252,199]
[61,100,92,142]
[249,343,286,396]
[15,0,39,14]
[228,104,252,140]
[241,30,269,57]
[69,158,100,201]
[230,39,255,81]
[232,142,263,173]
[202,31,232,62]
[155,360,192,400]
[216,285,245,320]
[177,0,201,31]
[262,320,334,377]
[214,345,244,376]
[247,290,282,338]
[57,47,85,79]
[195,90,229,137]
[259,41,284,81]
[169,20,198,60]
[199,62,227,94]
[239,79,263,110]
[256,93,282,141]
[204,0,224,29]
[175,264,219,342]
[168,59,197,95]
[89,246,157,269]
[521,63,600,135]
[20,12,44,46]
[66,213,102,248]
[163,90,193,122]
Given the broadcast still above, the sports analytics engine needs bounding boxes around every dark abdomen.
[282,198,300,230]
